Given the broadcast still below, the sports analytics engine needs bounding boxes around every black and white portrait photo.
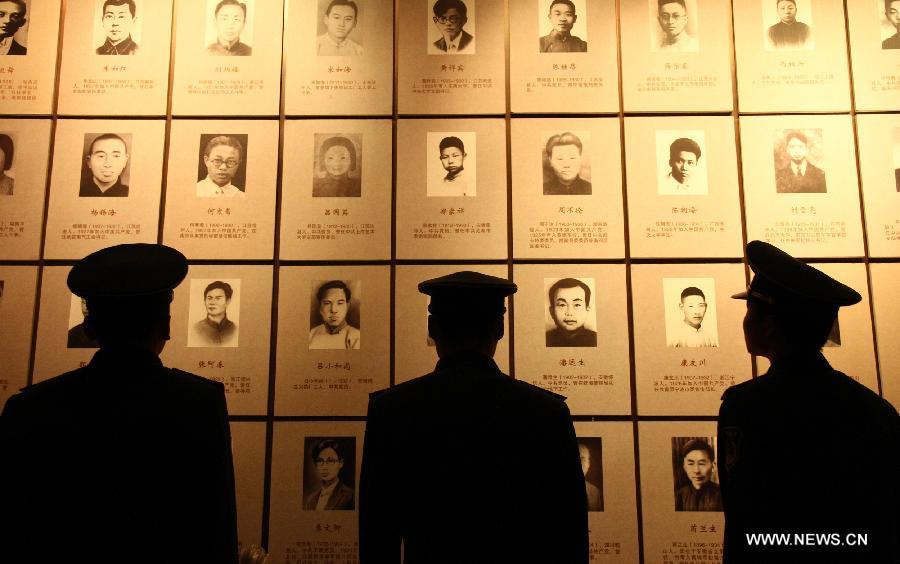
[309,280,361,350]
[187,279,241,348]
[764,0,814,51]
[656,131,708,196]
[883,0,900,49]
[428,0,475,54]
[538,0,587,53]
[79,133,131,198]
[302,437,356,511]
[426,132,476,197]
[196,134,248,198]
[94,0,141,55]
[317,0,363,56]
[545,277,598,348]
[0,0,28,55]
[543,131,592,196]
[0,133,14,195]
[773,129,826,194]
[893,126,900,192]
[67,295,99,349]
[672,436,722,512]
[578,437,604,512]
[313,134,362,198]
[651,0,699,53]
[663,278,719,348]
[206,0,253,56]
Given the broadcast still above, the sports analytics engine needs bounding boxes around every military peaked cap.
[419,271,517,316]
[67,243,189,299]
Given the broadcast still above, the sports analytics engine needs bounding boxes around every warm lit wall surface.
[1,1,898,562]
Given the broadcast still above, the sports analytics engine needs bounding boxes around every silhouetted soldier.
[1,244,238,564]
[359,271,589,563]
[719,241,900,564]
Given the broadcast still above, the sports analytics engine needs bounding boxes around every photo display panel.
[0,0,60,115]
[513,264,631,416]
[740,114,864,258]
[847,0,900,111]
[0,266,37,407]
[275,265,390,416]
[160,264,273,416]
[0,119,50,259]
[397,0,505,114]
[394,264,510,383]
[268,421,364,563]
[624,116,743,259]
[44,119,164,259]
[284,0,393,116]
[171,0,283,116]
[620,0,733,112]
[631,263,751,416]
[857,113,900,257]
[508,0,619,113]
[573,422,640,563]
[871,262,900,407]
[280,119,391,260]
[163,119,277,259]
[510,117,625,259]
[638,421,724,564]
[733,0,851,112]
[396,118,508,260]
[231,421,266,552]
[57,0,172,116]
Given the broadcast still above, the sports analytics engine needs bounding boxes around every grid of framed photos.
[2,0,899,562]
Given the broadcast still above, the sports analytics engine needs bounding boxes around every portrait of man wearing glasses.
[303,438,356,511]
[654,0,698,52]
[196,135,246,197]
[430,0,474,54]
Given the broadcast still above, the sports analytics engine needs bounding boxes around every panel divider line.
[156,0,179,245]
[389,0,400,389]
[504,0,515,377]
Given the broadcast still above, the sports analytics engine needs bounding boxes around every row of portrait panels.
[3,115,900,261]
[0,261,894,417]
[3,0,900,115]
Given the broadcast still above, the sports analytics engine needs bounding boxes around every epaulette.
[170,368,225,389]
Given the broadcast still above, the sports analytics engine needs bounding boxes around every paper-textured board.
[0,266,37,407]
[0,0,61,115]
[0,119,51,260]
[857,113,900,257]
[231,422,266,552]
[871,262,900,407]
[846,0,900,111]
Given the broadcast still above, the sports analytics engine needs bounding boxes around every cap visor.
[731,290,749,300]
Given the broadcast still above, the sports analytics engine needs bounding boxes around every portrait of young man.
[313,134,361,198]
[539,0,587,53]
[543,132,592,196]
[67,296,100,349]
[673,437,722,512]
[0,0,27,55]
[894,129,900,191]
[578,438,604,512]
[884,0,900,49]
[0,133,14,196]
[766,0,812,50]
[207,0,252,56]
[317,0,363,56]
[666,284,718,348]
[197,134,247,198]
[654,0,698,52]
[427,134,475,197]
[545,277,598,348]
[190,280,239,347]
[303,437,356,511]
[774,130,826,194]
[657,135,708,196]
[430,0,474,54]
[79,133,130,198]
[95,0,139,55]
[309,280,361,350]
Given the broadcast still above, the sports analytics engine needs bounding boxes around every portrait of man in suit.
[96,0,139,55]
[543,132,592,196]
[430,0,473,54]
[774,130,826,194]
[190,280,239,347]
[766,0,812,50]
[67,296,99,349]
[207,0,252,56]
[79,133,130,198]
[673,437,722,512]
[317,0,363,56]
[0,0,27,55]
[545,277,597,348]
[539,0,587,53]
[655,0,698,52]
[303,438,356,511]
[578,438,604,512]
[884,0,900,49]
[197,135,246,198]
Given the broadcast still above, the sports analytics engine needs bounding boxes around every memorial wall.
[1,0,899,562]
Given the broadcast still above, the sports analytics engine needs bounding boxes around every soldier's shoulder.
[504,375,568,405]
[832,369,898,418]
[368,370,441,404]
[721,372,772,403]
[11,367,87,398]
[166,367,226,394]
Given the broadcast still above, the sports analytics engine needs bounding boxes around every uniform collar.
[769,350,831,376]
[89,346,163,369]
[435,351,500,375]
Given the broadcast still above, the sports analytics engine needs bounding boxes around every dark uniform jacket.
[359,352,589,564]
[0,347,238,564]
[8,39,26,55]
[303,481,355,511]
[79,178,130,197]
[718,353,900,564]
[543,175,592,196]
[775,162,826,194]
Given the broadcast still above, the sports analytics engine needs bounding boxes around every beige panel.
[510,117,625,259]
[621,0,733,112]
[396,118,507,260]
[0,266,37,407]
[638,421,724,564]
[0,119,50,260]
[509,0,619,113]
[740,114,864,258]
[513,264,631,415]
[280,119,391,260]
[44,119,163,259]
[847,0,900,111]
[625,116,743,258]
[283,0,393,116]
[162,119,277,259]
[231,421,266,552]
[857,113,900,257]
[57,0,172,116]
[275,266,390,416]
[632,263,751,415]
[0,0,60,115]
[871,262,900,407]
